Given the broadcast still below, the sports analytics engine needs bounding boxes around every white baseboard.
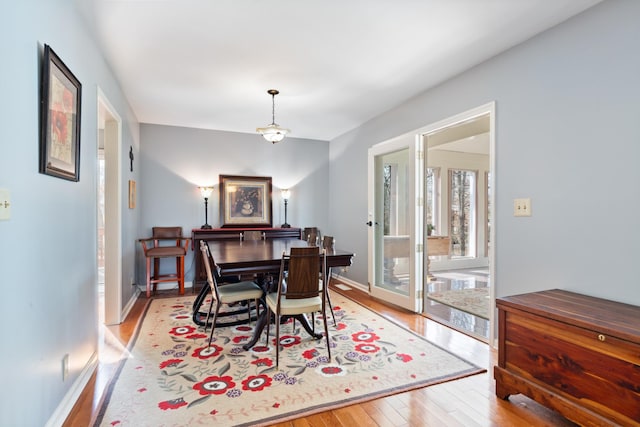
[331,274,368,293]
[45,352,98,427]
[122,286,141,320]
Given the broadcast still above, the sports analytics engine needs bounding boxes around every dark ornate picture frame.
[40,44,82,181]
[219,175,272,228]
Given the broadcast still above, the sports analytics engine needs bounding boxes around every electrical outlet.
[0,188,10,220]
[62,354,69,381]
[514,198,532,217]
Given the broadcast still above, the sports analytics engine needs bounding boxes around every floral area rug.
[94,292,485,426]
[427,287,490,319]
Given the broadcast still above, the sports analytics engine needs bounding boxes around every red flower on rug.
[396,353,413,362]
[169,325,196,336]
[192,345,223,359]
[302,349,319,359]
[251,358,273,367]
[355,343,380,354]
[277,335,301,347]
[316,364,347,377]
[335,322,347,330]
[250,345,270,354]
[159,358,183,369]
[232,335,250,344]
[242,374,272,391]
[185,333,207,340]
[351,331,380,342]
[158,397,188,410]
[193,375,236,395]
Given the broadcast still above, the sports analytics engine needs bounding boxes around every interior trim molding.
[45,352,98,427]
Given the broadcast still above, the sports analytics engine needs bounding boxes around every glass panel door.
[368,136,423,311]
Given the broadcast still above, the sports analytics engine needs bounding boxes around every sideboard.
[191,227,301,289]
[494,289,640,426]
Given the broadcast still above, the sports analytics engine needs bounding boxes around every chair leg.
[145,258,152,298]
[203,295,215,333]
[325,268,336,326]
[322,305,331,362]
[275,312,280,368]
[325,289,337,327]
[208,302,221,348]
[178,256,185,295]
[153,257,160,295]
[265,305,272,345]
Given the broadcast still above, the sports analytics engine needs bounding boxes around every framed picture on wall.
[219,175,272,228]
[39,44,82,181]
[128,180,136,209]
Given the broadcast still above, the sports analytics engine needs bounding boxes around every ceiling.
[78,0,601,141]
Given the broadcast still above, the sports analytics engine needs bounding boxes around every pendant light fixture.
[257,89,290,143]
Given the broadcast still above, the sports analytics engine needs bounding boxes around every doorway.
[367,134,423,312]
[97,88,123,325]
[422,103,495,344]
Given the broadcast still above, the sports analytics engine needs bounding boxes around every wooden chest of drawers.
[494,289,640,426]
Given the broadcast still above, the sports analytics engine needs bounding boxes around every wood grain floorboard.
[63,281,577,426]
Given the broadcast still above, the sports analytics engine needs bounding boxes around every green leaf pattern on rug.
[96,295,485,426]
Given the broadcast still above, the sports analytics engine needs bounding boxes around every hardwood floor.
[64,281,576,426]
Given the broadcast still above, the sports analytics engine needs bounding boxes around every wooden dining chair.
[302,227,319,246]
[200,241,264,348]
[138,226,190,298]
[265,246,330,367]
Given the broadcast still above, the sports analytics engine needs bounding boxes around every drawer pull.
[597,334,606,342]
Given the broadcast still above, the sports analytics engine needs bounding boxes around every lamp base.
[281,223,291,228]
[201,224,212,229]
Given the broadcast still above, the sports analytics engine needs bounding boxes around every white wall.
[329,0,640,306]
[137,124,330,285]
[0,1,139,425]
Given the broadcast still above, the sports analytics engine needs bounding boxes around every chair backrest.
[200,241,221,298]
[153,226,183,239]
[302,227,319,244]
[322,235,334,251]
[280,246,325,300]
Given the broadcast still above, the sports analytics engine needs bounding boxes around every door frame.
[97,87,123,325]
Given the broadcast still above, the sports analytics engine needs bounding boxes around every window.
[449,169,477,258]
[426,167,440,234]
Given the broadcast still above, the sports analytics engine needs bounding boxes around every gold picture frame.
[219,175,272,228]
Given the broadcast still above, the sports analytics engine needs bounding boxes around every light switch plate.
[0,188,10,220]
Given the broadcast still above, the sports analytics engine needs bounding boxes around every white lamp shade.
[281,189,291,200]
[199,186,213,198]
[257,123,289,143]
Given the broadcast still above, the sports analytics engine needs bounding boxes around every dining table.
[193,238,354,350]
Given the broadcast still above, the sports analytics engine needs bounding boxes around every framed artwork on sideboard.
[219,175,272,228]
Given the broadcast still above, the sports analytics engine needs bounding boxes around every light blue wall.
[137,124,330,285]
[3,0,639,424]
[330,0,640,305]
[0,1,140,425]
